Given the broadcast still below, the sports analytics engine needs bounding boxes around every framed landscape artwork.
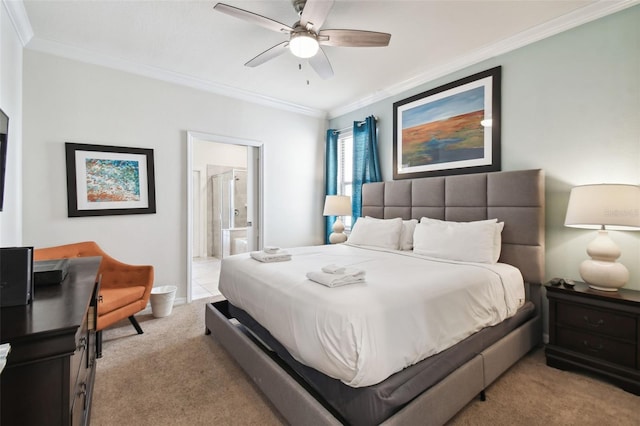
[65,142,156,217]
[393,66,501,180]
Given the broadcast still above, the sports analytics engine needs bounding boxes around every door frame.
[186,131,264,303]
[192,169,205,258]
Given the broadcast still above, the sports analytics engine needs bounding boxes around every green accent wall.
[329,5,640,291]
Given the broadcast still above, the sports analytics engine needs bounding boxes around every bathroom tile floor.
[192,256,222,300]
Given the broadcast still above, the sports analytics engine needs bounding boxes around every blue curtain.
[325,129,339,244]
[352,116,381,222]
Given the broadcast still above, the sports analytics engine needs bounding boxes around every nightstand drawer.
[557,303,636,340]
[557,327,636,368]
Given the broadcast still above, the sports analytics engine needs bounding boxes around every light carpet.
[91,297,639,425]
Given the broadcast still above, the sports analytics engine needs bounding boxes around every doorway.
[186,131,263,302]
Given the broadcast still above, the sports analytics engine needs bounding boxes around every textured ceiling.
[18,0,636,117]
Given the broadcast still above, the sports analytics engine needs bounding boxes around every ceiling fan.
[213,0,391,80]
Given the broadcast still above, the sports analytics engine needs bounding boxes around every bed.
[205,168,545,425]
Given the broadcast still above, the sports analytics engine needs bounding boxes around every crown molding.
[3,0,34,46]
[327,0,640,119]
[25,37,326,119]
[10,0,324,117]
[12,0,637,120]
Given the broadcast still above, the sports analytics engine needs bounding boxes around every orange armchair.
[34,241,154,357]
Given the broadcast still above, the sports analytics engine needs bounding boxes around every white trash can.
[150,285,177,318]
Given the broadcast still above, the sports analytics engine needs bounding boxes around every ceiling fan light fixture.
[289,32,319,58]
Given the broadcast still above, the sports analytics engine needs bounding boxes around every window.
[337,131,353,230]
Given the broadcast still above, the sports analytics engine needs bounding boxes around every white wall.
[193,139,247,171]
[22,51,327,299]
[330,6,640,291]
[0,2,23,246]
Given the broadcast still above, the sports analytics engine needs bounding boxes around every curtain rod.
[332,116,378,134]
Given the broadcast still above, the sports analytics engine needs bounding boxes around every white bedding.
[219,244,525,388]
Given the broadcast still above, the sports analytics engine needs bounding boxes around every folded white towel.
[306,271,365,288]
[321,264,346,274]
[250,251,291,263]
[263,246,280,254]
[321,264,366,277]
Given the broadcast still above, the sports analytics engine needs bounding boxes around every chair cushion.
[98,286,146,315]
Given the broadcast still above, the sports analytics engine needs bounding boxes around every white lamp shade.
[565,184,640,230]
[323,195,352,217]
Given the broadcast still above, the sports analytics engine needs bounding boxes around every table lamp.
[564,184,640,291]
[323,195,352,244]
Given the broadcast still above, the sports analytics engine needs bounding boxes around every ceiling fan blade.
[308,47,334,80]
[318,29,391,47]
[245,42,290,67]
[299,0,334,31]
[214,3,292,33]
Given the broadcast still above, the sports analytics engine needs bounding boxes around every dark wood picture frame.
[65,142,156,217]
[393,66,501,180]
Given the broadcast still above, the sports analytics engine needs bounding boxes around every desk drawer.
[70,334,92,426]
[70,379,89,426]
[557,303,636,340]
[69,336,88,407]
[557,327,636,368]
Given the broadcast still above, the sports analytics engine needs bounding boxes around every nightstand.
[545,282,640,395]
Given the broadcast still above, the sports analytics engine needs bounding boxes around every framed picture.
[393,66,501,180]
[65,142,156,217]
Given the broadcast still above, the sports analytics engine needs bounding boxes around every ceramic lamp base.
[329,218,347,244]
[580,259,629,291]
[580,230,629,291]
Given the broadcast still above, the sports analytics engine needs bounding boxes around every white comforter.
[219,244,524,388]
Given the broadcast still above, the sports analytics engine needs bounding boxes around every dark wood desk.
[1,257,100,426]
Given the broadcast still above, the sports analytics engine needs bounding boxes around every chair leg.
[96,330,103,359]
[129,315,144,334]
[95,317,141,358]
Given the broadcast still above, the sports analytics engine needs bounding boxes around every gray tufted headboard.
[361,169,545,284]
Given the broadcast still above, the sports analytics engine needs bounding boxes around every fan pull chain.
[298,63,310,86]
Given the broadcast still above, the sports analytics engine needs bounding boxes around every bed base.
[204,169,545,424]
[205,284,542,426]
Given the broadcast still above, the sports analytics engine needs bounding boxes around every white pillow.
[419,217,504,261]
[400,219,418,250]
[348,217,403,250]
[365,217,418,251]
[414,218,503,263]
[493,221,505,262]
